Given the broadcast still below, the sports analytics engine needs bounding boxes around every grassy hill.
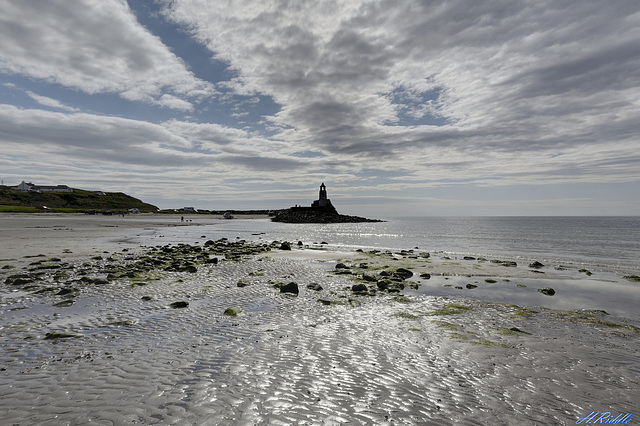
[0,187,158,213]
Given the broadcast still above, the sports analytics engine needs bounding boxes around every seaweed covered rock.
[394,268,414,280]
[223,308,242,316]
[537,287,556,296]
[351,283,369,293]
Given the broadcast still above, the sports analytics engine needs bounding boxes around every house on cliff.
[12,181,73,193]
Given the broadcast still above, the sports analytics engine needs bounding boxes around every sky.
[1,0,639,217]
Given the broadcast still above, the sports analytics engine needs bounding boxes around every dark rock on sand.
[279,241,292,250]
[466,283,478,289]
[351,283,369,293]
[394,268,414,280]
[419,273,431,279]
[170,301,189,308]
[280,282,299,295]
[306,283,323,291]
[537,287,556,296]
[44,332,81,340]
[529,261,545,269]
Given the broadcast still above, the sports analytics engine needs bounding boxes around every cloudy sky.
[1,0,639,216]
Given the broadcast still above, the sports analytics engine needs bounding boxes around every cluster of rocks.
[271,208,383,224]
[2,238,280,308]
[333,261,422,295]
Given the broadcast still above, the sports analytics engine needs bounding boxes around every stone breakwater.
[1,239,639,424]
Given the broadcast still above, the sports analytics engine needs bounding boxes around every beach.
[1,214,638,425]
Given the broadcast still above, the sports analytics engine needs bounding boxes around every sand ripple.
[1,252,639,424]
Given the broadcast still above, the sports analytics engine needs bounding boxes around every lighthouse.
[318,183,328,206]
[311,182,337,213]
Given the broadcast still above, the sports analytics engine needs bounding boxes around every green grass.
[0,187,157,212]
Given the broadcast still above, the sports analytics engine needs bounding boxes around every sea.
[141,216,640,273]
[131,216,640,317]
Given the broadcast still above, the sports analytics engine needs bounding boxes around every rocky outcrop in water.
[271,208,383,224]
[271,183,383,223]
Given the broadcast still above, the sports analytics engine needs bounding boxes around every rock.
[306,283,323,291]
[271,208,383,224]
[279,241,292,250]
[579,269,593,276]
[170,301,189,308]
[335,263,350,269]
[537,287,556,296]
[463,256,476,261]
[419,273,431,279]
[141,296,152,301]
[44,332,81,340]
[237,280,250,288]
[297,241,303,246]
[376,279,391,290]
[466,283,478,289]
[529,261,545,269]
[394,268,414,280]
[361,274,377,282]
[280,282,299,295]
[223,308,241,316]
[351,283,369,293]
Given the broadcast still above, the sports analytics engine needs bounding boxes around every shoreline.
[1,214,638,423]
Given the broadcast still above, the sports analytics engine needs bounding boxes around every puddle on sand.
[405,273,639,318]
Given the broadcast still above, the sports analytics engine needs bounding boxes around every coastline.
[1,214,638,424]
[0,212,267,261]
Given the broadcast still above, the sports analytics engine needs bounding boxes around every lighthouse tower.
[318,183,328,206]
[311,182,337,213]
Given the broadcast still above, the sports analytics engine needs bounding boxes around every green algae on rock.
[223,308,242,316]
[537,287,556,296]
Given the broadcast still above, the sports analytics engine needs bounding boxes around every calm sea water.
[142,216,640,273]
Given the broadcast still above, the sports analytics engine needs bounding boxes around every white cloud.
[1,0,639,213]
[0,0,214,109]
[162,0,640,166]
[26,91,79,112]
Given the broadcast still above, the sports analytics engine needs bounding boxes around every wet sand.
[1,214,638,424]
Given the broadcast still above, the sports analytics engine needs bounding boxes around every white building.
[12,181,73,193]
